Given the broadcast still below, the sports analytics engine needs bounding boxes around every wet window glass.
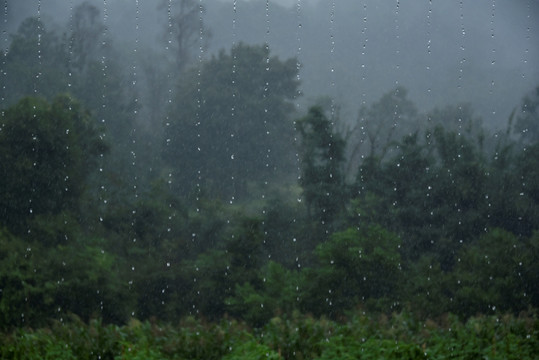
[1,1,538,358]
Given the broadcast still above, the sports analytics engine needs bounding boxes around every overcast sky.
[3,0,538,127]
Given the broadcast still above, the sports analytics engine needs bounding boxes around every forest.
[0,1,538,359]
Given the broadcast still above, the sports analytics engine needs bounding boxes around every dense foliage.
[1,4,538,357]
[1,84,538,327]
[0,95,107,234]
[1,311,537,359]
[163,42,299,198]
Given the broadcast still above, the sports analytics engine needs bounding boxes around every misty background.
[1,0,539,337]
[3,0,538,128]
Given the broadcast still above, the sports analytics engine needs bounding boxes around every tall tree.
[514,86,539,144]
[296,106,346,225]
[353,103,491,265]
[163,43,299,198]
[1,17,67,104]
[160,0,209,72]
[0,95,107,234]
[69,1,104,73]
[346,86,419,177]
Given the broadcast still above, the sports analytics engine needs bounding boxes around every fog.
[3,0,538,127]
[2,0,539,340]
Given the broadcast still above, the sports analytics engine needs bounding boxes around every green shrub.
[223,338,280,360]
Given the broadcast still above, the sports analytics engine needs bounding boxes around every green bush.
[0,311,537,360]
[223,339,280,360]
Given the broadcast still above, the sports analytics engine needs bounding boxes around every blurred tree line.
[1,2,538,330]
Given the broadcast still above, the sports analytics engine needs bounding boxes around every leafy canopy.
[163,43,299,198]
[0,95,107,233]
